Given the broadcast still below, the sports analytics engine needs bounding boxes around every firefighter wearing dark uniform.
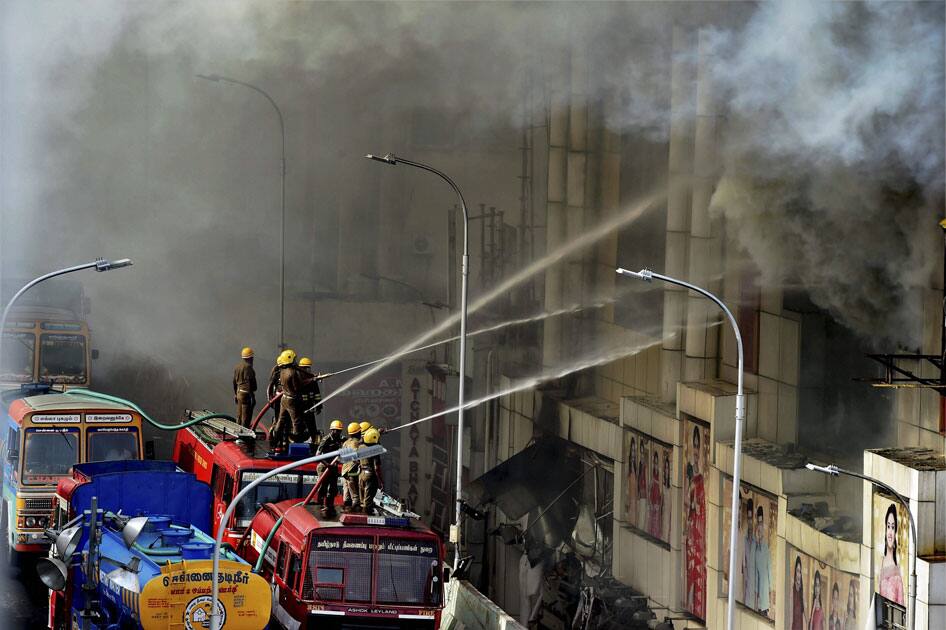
[270,349,298,450]
[358,428,384,515]
[315,419,345,517]
[277,350,317,445]
[341,422,362,511]
[232,347,257,427]
[298,357,322,444]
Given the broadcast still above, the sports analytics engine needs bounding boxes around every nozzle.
[95,258,133,272]
[338,445,386,462]
[615,267,653,282]
[805,462,839,476]
[365,153,397,165]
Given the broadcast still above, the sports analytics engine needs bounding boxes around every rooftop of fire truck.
[262,498,438,543]
[185,414,322,471]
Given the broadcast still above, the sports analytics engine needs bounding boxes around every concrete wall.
[442,579,527,630]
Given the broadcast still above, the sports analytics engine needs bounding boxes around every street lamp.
[806,462,917,630]
[197,73,287,350]
[616,267,745,630]
[0,258,134,381]
[365,152,470,569]
[208,444,385,630]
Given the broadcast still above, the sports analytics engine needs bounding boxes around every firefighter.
[232,347,257,427]
[298,357,323,444]
[358,428,384,515]
[315,419,345,517]
[341,422,362,512]
[277,349,320,446]
[266,351,283,427]
[268,349,301,452]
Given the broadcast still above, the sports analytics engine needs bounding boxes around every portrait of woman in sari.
[684,424,706,618]
[791,555,807,630]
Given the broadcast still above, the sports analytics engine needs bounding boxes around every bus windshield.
[23,428,79,484]
[88,429,138,462]
[235,471,318,526]
[1,332,34,382]
[39,333,87,384]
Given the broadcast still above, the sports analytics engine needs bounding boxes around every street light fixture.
[208,444,386,630]
[0,258,134,381]
[805,462,917,630]
[198,73,287,350]
[365,152,470,569]
[616,267,745,630]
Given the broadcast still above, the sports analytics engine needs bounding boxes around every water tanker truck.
[40,460,271,630]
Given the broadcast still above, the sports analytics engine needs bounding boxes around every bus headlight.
[25,516,36,528]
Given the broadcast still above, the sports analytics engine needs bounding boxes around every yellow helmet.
[241,346,254,359]
[347,422,361,435]
[363,428,381,445]
[359,421,372,433]
[276,349,296,367]
[299,357,312,368]
[330,419,344,431]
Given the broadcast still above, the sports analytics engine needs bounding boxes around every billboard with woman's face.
[683,416,710,620]
[872,491,908,607]
[721,478,777,620]
[785,545,859,630]
[624,429,672,544]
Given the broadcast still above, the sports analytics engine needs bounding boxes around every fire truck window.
[375,537,441,605]
[287,553,301,591]
[276,542,288,579]
[309,535,372,602]
[222,474,234,503]
[235,471,298,522]
[211,465,222,495]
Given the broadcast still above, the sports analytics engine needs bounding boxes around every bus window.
[23,429,78,484]
[309,535,372,602]
[87,429,138,462]
[1,332,34,382]
[39,333,87,384]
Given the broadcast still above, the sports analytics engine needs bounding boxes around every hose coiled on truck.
[64,389,238,430]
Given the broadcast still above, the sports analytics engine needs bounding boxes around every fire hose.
[64,389,238,430]
[249,392,282,436]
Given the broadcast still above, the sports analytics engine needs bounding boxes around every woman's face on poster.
[794,559,802,589]
[690,428,701,471]
[885,510,896,553]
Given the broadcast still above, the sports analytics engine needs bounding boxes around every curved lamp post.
[197,73,287,350]
[0,258,133,381]
[806,462,916,630]
[617,267,745,630]
[365,152,470,570]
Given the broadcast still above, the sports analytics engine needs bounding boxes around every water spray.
[385,335,666,433]
[309,192,662,413]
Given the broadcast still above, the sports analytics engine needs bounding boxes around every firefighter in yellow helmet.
[359,421,372,434]
[298,357,323,445]
[315,419,345,517]
[232,347,257,427]
[266,350,289,438]
[341,422,362,512]
[358,428,384,514]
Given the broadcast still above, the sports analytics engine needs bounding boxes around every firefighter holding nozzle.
[315,419,346,517]
[358,427,384,515]
[270,349,321,452]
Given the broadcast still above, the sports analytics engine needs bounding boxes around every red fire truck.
[239,494,447,630]
[171,412,324,547]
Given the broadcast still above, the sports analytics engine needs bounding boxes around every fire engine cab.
[172,412,324,546]
[241,493,447,630]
